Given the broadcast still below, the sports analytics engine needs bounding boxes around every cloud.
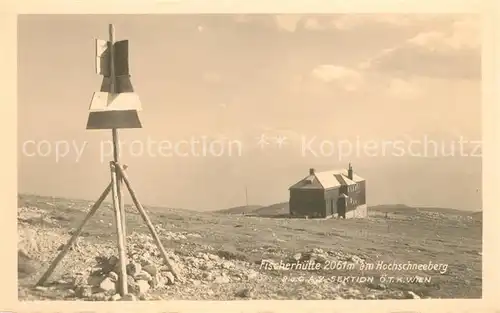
[407,17,480,51]
[232,14,303,32]
[231,15,285,31]
[310,65,364,91]
[274,15,303,32]
[302,14,439,32]
[361,16,480,79]
[386,78,422,100]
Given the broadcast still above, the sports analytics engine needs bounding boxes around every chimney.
[348,163,353,180]
[309,168,315,176]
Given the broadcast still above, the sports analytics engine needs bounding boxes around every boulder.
[142,264,158,276]
[136,280,150,294]
[109,293,121,301]
[90,292,107,301]
[108,272,118,282]
[164,271,175,285]
[120,294,137,301]
[134,270,153,282]
[405,291,421,299]
[98,277,116,294]
[214,275,230,284]
[75,285,93,298]
[126,262,142,276]
[87,275,104,287]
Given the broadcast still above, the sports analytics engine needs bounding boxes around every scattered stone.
[90,292,107,301]
[109,294,121,301]
[200,262,214,270]
[314,254,328,263]
[312,248,324,254]
[142,264,158,276]
[292,253,302,261]
[139,294,149,300]
[104,256,119,271]
[246,270,259,280]
[126,282,139,295]
[108,272,118,282]
[87,275,104,287]
[98,277,116,293]
[75,285,93,298]
[368,282,387,290]
[213,275,230,284]
[134,270,153,282]
[235,288,252,298]
[149,275,166,289]
[164,271,175,285]
[126,262,142,276]
[192,279,202,286]
[120,294,137,301]
[405,291,421,299]
[34,286,48,292]
[208,254,219,261]
[350,255,363,264]
[202,272,213,281]
[221,261,235,269]
[136,280,150,294]
[71,275,87,288]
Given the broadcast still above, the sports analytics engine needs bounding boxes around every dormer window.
[305,177,314,184]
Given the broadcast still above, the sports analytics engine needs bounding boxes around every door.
[330,200,334,215]
[337,198,346,218]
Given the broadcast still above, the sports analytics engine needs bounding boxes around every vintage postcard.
[1,0,499,312]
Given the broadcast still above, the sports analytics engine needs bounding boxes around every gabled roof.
[289,168,365,190]
[333,174,356,186]
[288,174,324,189]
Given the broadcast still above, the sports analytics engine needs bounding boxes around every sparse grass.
[17,194,482,299]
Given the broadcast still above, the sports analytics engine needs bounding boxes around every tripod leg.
[117,174,127,241]
[110,162,129,296]
[115,163,182,282]
[35,182,112,287]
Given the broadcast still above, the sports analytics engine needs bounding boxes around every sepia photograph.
[17,13,482,301]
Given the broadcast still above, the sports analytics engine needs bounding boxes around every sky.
[17,14,482,211]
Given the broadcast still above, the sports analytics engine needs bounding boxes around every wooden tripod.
[35,24,181,297]
[35,162,182,295]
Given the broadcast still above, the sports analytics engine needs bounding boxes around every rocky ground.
[17,195,482,301]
